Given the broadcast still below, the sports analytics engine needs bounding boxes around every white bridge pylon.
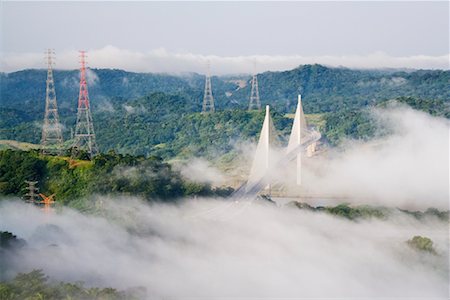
[234,94,321,199]
[246,105,278,191]
[286,94,308,185]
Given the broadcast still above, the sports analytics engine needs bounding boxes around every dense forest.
[1,65,449,203]
[0,91,292,158]
[0,65,450,158]
[0,96,447,205]
[321,96,450,145]
[2,93,446,158]
[0,149,232,206]
[1,65,449,115]
[0,269,138,300]
[1,64,449,152]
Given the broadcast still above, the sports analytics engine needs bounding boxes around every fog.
[176,158,228,186]
[1,106,449,298]
[1,46,449,74]
[0,198,448,299]
[262,105,450,210]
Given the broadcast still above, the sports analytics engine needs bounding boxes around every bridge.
[186,95,321,220]
[233,94,321,200]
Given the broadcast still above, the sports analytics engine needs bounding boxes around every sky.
[0,1,449,74]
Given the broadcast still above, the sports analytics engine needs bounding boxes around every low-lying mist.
[260,105,449,210]
[1,105,449,299]
[0,198,448,299]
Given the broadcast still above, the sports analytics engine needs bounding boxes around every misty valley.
[0,199,448,299]
[1,63,448,299]
[1,2,449,296]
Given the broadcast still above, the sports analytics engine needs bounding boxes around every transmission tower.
[202,62,215,113]
[248,61,261,111]
[37,193,56,214]
[41,49,64,155]
[23,181,40,204]
[72,50,98,159]
[248,73,261,111]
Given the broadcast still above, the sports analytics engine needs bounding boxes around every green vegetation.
[3,66,447,116]
[407,236,437,254]
[249,64,450,113]
[289,202,449,222]
[379,96,450,118]
[0,149,231,207]
[95,94,290,158]
[5,91,446,158]
[0,232,26,250]
[0,140,40,151]
[398,207,449,222]
[1,65,449,155]
[321,97,450,145]
[322,109,379,145]
[1,91,292,158]
[290,202,390,220]
[0,270,140,300]
[325,203,388,220]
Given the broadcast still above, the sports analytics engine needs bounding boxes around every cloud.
[1,105,448,299]
[175,158,228,186]
[122,104,147,114]
[95,97,115,113]
[0,198,447,299]
[122,104,135,114]
[85,68,99,86]
[1,46,448,74]
[60,76,78,88]
[258,105,449,210]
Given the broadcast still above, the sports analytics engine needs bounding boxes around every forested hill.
[0,69,240,113]
[1,65,449,115]
[254,65,450,112]
[1,65,448,157]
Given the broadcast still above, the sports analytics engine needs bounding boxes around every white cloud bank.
[175,158,228,186]
[303,106,450,210]
[0,198,448,299]
[242,105,449,210]
[1,45,449,74]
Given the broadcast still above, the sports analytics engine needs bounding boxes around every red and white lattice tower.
[41,49,64,154]
[72,51,98,158]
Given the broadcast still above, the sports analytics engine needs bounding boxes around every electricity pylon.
[38,193,56,214]
[248,70,261,111]
[24,181,40,204]
[202,62,215,113]
[41,49,64,155]
[72,50,98,159]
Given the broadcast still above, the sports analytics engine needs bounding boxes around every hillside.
[321,96,450,145]
[252,65,450,113]
[1,95,448,159]
[0,140,40,151]
[1,65,449,157]
[0,149,232,206]
[1,64,448,115]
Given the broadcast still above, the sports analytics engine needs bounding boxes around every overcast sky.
[0,1,448,74]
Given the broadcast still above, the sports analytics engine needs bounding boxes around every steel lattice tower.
[202,62,215,113]
[72,51,98,159]
[24,181,40,204]
[41,49,64,154]
[248,73,261,111]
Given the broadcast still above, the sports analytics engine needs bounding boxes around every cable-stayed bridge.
[233,95,321,200]
[186,95,321,221]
